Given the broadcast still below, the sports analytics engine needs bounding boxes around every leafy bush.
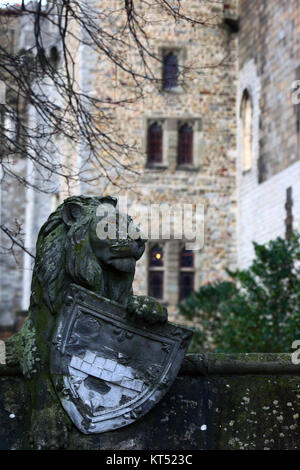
[179,233,300,353]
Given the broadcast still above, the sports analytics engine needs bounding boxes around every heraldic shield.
[50,284,193,434]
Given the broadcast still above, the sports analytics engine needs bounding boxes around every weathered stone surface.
[237,0,300,270]
[1,353,300,450]
[239,0,300,183]
[0,0,239,328]
[50,284,192,435]
[4,196,193,447]
[0,376,31,450]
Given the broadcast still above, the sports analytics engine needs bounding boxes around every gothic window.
[163,52,178,90]
[241,89,253,172]
[147,122,163,165]
[177,123,193,165]
[179,248,194,301]
[148,244,164,300]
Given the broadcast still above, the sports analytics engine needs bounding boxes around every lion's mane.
[31,195,108,314]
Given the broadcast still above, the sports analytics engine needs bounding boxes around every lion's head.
[31,195,146,312]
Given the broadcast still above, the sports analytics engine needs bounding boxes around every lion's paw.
[127,295,168,325]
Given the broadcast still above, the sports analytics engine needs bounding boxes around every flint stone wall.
[1,348,300,450]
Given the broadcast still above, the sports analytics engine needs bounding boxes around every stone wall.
[0,11,63,328]
[1,348,300,450]
[238,0,300,183]
[0,2,239,327]
[2,0,300,327]
[238,159,300,269]
[75,1,239,320]
[0,11,26,329]
[237,0,300,268]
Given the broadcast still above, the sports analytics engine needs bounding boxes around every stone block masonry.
[237,0,300,267]
[1,0,299,327]
[76,1,239,319]
[238,0,300,183]
[1,351,300,450]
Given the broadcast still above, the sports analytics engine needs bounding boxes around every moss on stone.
[5,317,40,379]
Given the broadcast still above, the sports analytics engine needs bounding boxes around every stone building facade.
[0,8,27,329]
[67,0,239,320]
[0,6,62,330]
[0,0,299,330]
[237,0,300,267]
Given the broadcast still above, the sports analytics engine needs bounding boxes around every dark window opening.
[163,52,178,90]
[148,245,164,300]
[149,271,164,300]
[179,248,194,301]
[149,245,164,267]
[180,249,194,268]
[178,123,193,165]
[179,272,194,301]
[147,122,163,165]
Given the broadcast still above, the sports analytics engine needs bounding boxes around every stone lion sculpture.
[6,195,167,449]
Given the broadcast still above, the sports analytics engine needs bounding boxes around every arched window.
[163,52,178,90]
[177,123,193,165]
[179,248,194,301]
[148,244,164,300]
[241,90,253,172]
[147,122,163,165]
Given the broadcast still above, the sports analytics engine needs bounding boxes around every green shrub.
[179,233,300,353]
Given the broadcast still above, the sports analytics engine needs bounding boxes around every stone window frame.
[162,51,179,90]
[143,115,202,171]
[158,45,187,94]
[146,120,164,166]
[237,60,261,184]
[178,245,195,301]
[147,241,166,302]
[177,122,194,166]
[146,240,199,307]
[144,117,168,169]
[240,88,254,174]
[176,118,202,170]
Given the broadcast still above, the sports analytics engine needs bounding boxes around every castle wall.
[2,0,300,328]
[78,1,239,319]
[0,160,27,328]
[0,12,26,328]
[238,0,300,183]
[237,0,300,268]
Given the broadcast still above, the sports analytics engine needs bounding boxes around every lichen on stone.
[5,317,40,379]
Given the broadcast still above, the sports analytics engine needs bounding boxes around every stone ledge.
[1,352,300,449]
[181,353,299,376]
[1,347,298,377]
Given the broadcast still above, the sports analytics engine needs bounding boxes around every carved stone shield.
[50,284,193,434]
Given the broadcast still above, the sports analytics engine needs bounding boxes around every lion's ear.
[62,201,85,226]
